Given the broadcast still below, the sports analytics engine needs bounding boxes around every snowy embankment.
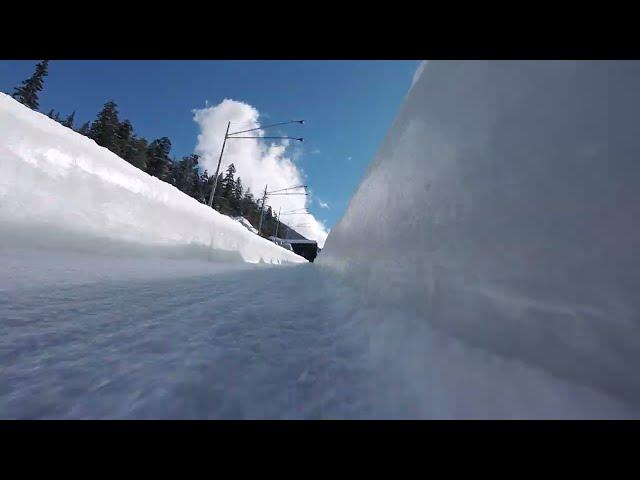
[0,93,305,270]
[319,61,640,408]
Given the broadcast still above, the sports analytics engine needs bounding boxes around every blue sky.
[0,60,419,232]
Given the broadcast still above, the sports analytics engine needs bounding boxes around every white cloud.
[311,148,321,155]
[318,199,329,209]
[193,99,329,248]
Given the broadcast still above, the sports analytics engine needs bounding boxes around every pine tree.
[212,172,225,204]
[198,169,211,204]
[12,60,49,110]
[77,121,91,136]
[222,163,236,198]
[234,177,244,201]
[146,137,172,180]
[127,136,149,171]
[89,101,120,152]
[173,157,187,193]
[263,205,275,237]
[174,154,200,197]
[46,109,62,122]
[116,120,134,159]
[230,176,243,215]
[213,164,235,214]
[166,158,176,185]
[239,187,253,217]
[62,111,76,129]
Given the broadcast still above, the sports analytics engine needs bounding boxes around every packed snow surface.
[1,253,636,419]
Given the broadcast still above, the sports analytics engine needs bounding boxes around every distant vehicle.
[269,236,318,262]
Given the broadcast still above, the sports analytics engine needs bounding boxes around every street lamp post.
[207,119,304,208]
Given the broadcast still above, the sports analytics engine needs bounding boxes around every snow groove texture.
[2,262,634,419]
[319,61,640,406]
[0,93,305,265]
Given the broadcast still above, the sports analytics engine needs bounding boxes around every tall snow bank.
[319,61,640,405]
[0,93,305,265]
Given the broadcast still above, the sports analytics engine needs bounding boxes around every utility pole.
[208,121,231,208]
[274,207,282,238]
[207,119,303,209]
[257,186,308,238]
[257,184,268,236]
[257,186,307,237]
[276,208,308,239]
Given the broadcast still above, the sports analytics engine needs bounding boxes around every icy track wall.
[319,61,640,404]
[0,94,305,265]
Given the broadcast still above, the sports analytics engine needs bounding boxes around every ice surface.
[1,261,635,419]
[319,61,640,407]
[0,93,305,265]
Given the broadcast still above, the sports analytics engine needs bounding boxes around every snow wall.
[319,61,640,405]
[0,93,305,265]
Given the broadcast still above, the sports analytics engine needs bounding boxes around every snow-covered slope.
[0,93,305,265]
[231,216,259,235]
[319,61,640,405]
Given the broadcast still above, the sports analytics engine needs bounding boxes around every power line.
[267,185,307,194]
[268,192,308,196]
[227,136,303,141]
[227,120,303,136]
[208,119,305,207]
